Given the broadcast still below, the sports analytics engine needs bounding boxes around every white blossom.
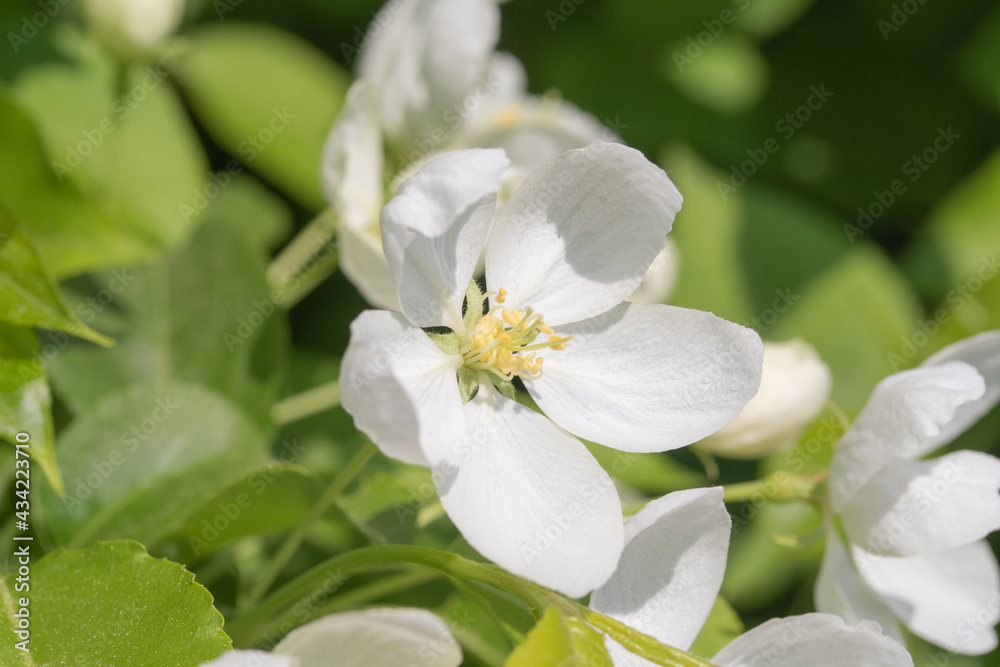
[339,144,763,596]
[198,608,461,667]
[816,331,1000,655]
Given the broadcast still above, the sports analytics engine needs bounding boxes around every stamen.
[459,288,569,381]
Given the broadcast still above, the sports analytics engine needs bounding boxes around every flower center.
[459,288,570,381]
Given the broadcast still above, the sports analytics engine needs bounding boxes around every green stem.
[229,544,719,666]
[242,441,377,609]
[579,604,716,667]
[722,470,825,504]
[267,211,340,309]
[229,545,563,647]
[271,381,341,425]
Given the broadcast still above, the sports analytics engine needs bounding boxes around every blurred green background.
[2,0,1000,664]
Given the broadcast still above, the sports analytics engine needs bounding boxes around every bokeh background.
[2,0,1000,664]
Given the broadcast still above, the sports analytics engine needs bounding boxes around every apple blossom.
[320,0,676,312]
[590,487,913,666]
[198,608,461,667]
[699,338,831,458]
[816,331,1000,655]
[339,143,763,597]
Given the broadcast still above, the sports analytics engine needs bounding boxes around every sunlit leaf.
[0,323,61,494]
[40,382,272,548]
[0,541,230,666]
[506,607,611,667]
[171,23,350,210]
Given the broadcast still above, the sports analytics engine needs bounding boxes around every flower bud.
[699,338,831,458]
[83,0,185,59]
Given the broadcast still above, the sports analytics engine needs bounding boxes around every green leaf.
[769,245,922,416]
[586,441,706,495]
[659,145,754,323]
[740,186,850,318]
[0,541,230,666]
[506,607,611,667]
[665,34,769,114]
[0,205,113,346]
[689,596,744,659]
[158,464,322,561]
[200,172,294,255]
[40,382,272,548]
[48,221,288,430]
[337,468,433,545]
[0,87,156,278]
[0,323,61,494]
[14,55,208,250]
[171,23,350,210]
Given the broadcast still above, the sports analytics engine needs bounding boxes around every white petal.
[699,338,831,458]
[320,80,383,232]
[855,541,1000,655]
[589,487,730,652]
[624,237,680,306]
[381,148,509,330]
[434,384,624,598]
[842,450,1000,557]
[274,608,461,667]
[915,330,1000,457]
[338,224,400,311]
[359,0,500,141]
[829,362,985,513]
[712,614,913,667]
[339,310,464,466]
[456,91,617,178]
[814,528,905,645]
[526,303,763,453]
[485,143,682,326]
[199,650,297,667]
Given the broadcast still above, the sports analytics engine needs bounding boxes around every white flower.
[320,0,681,313]
[198,608,461,667]
[698,339,832,458]
[816,331,1000,655]
[339,144,763,597]
[590,487,913,666]
[83,0,185,58]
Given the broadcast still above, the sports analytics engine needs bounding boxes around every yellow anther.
[502,309,523,327]
[460,294,567,381]
[548,335,568,351]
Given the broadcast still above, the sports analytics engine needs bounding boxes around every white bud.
[83,0,185,58]
[699,338,831,458]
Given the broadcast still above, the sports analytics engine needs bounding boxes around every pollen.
[459,288,571,381]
